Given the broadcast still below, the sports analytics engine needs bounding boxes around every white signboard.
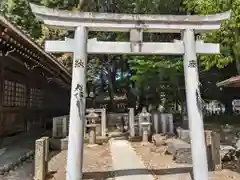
[232,99,240,113]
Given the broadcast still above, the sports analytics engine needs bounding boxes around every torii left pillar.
[66,26,87,180]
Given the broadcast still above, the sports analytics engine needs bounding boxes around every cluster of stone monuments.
[33,107,176,180]
[33,107,227,180]
[49,106,175,148]
[34,117,240,180]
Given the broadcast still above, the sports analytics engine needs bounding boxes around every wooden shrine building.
[0,16,71,137]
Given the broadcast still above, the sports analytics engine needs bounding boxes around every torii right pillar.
[183,29,208,179]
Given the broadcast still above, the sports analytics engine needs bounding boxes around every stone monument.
[128,108,135,137]
[86,109,99,145]
[139,107,151,143]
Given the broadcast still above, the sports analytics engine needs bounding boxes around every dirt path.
[47,143,114,180]
[131,142,240,180]
[0,130,48,180]
[0,160,33,180]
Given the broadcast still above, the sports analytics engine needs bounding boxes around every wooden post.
[0,61,4,135]
[26,71,32,132]
[34,138,46,180]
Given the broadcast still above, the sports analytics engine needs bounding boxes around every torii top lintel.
[30,3,231,33]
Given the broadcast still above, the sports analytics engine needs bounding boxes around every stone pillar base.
[142,130,149,143]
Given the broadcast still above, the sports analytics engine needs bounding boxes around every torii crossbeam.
[30,3,230,180]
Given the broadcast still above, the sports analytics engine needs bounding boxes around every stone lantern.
[86,109,99,145]
[139,107,151,143]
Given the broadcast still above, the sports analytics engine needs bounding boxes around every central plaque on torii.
[30,3,230,180]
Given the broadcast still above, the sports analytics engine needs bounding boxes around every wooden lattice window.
[30,88,43,107]
[15,83,26,106]
[4,80,15,106]
[3,80,27,107]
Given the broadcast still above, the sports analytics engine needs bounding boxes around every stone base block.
[128,136,142,142]
[166,139,190,155]
[152,134,167,146]
[109,132,129,140]
[173,147,192,164]
[87,144,99,148]
[49,138,68,150]
[177,129,190,143]
[166,139,192,164]
[150,146,166,154]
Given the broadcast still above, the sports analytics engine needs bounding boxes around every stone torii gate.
[30,4,230,180]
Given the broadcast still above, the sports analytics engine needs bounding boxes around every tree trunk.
[78,0,85,10]
[234,28,240,74]
[235,57,240,74]
[106,56,117,111]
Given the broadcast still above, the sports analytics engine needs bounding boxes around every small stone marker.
[101,108,107,137]
[86,109,99,145]
[62,116,69,137]
[152,111,161,134]
[128,108,135,137]
[177,128,191,143]
[88,125,97,144]
[166,113,174,133]
[205,130,221,171]
[139,107,151,143]
[52,116,64,138]
[34,138,46,180]
[142,126,149,143]
[160,114,168,133]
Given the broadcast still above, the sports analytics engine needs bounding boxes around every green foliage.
[5,0,234,106]
[129,55,184,103]
[2,0,42,39]
[40,0,78,10]
[183,0,240,72]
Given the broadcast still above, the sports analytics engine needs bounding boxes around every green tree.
[129,55,184,109]
[3,0,196,110]
[183,0,240,73]
[2,0,42,39]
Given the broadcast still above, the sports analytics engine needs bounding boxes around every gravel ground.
[0,130,49,180]
[0,160,34,180]
[131,142,240,180]
[47,143,115,180]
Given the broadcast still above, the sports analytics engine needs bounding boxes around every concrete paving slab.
[110,139,154,180]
